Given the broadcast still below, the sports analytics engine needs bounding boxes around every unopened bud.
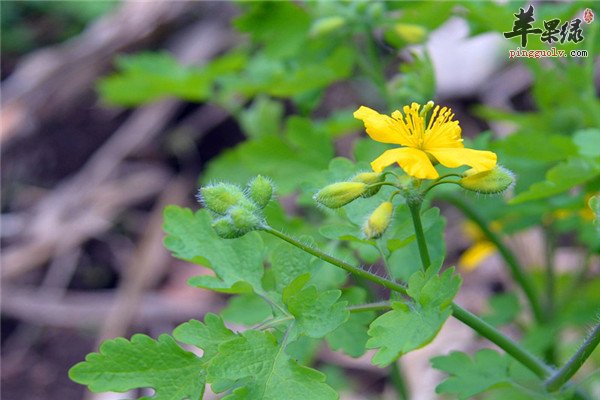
[229,205,262,233]
[384,23,427,48]
[314,182,367,209]
[352,172,385,197]
[212,216,244,239]
[459,166,514,194]
[395,23,427,44]
[247,175,274,209]
[310,16,346,37]
[363,201,394,239]
[198,184,245,215]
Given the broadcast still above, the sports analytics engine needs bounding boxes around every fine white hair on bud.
[352,172,385,197]
[363,201,394,239]
[314,182,367,208]
[198,183,246,215]
[459,166,515,195]
[246,175,275,209]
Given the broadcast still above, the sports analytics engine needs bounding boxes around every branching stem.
[262,226,553,379]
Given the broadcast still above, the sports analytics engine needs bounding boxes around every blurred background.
[1,1,599,399]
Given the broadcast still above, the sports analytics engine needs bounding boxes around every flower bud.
[212,216,244,239]
[309,16,346,38]
[229,205,262,233]
[393,23,427,44]
[314,182,367,209]
[247,175,274,209]
[459,166,514,194]
[198,184,245,215]
[363,201,394,239]
[352,172,385,197]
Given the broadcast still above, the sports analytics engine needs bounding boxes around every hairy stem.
[451,304,552,378]
[546,321,600,392]
[262,227,553,379]
[262,227,408,295]
[438,194,544,323]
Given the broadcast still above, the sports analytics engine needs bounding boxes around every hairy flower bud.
[229,205,263,233]
[309,16,346,37]
[211,216,243,239]
[352,172,385,197]
[363,201,394,239]
[459,166,514,194]
[314,182,367,209]
[247,175,274,209]
[198,184,245,215]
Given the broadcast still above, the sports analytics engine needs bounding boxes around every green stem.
[348,301,392,313]
[435,173,463,181]
[439,194,544,323]
[546,320,600,392]
[262,227,408,296]
[407,198,431,270]
[390,361,410,400]
[543,225,557,364]
[367,181,400,191]
[422,180,461,196]
[451,304,552,378]
[544,225,556,321]
[262,226,554,379]
[362,25,391,108]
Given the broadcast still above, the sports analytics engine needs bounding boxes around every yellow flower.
[458,221,501,271]
[354,102,497,179]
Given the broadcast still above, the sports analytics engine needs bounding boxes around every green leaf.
[283,274,349,339]
[326,287,375,357]
[222,293,273,325]
[366,268,461,366]
[208,330,338,399]
[511,157,600,204]
[431,349,511,400]
[270,239,316,291]
[98,52,245,106]
[495,132,578,163]
[69,334,204,400]
[163,206,265,293]
[239,95,284,139]
[234,1,311,59]
[202,135,332,195]
[173,314,237,360]
[573,129,600,158]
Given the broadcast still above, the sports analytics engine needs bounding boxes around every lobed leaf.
[69,334,204,400]
[282,274,349,340]
[163,206,265,293]
[366,268,461,366]
[208,330,338,399]
[431,349,512,400]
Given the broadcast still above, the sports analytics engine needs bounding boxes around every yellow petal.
[371,147,439,179]
[354,106,409,146]
[459,241,496,271]
[426,147,497,172]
